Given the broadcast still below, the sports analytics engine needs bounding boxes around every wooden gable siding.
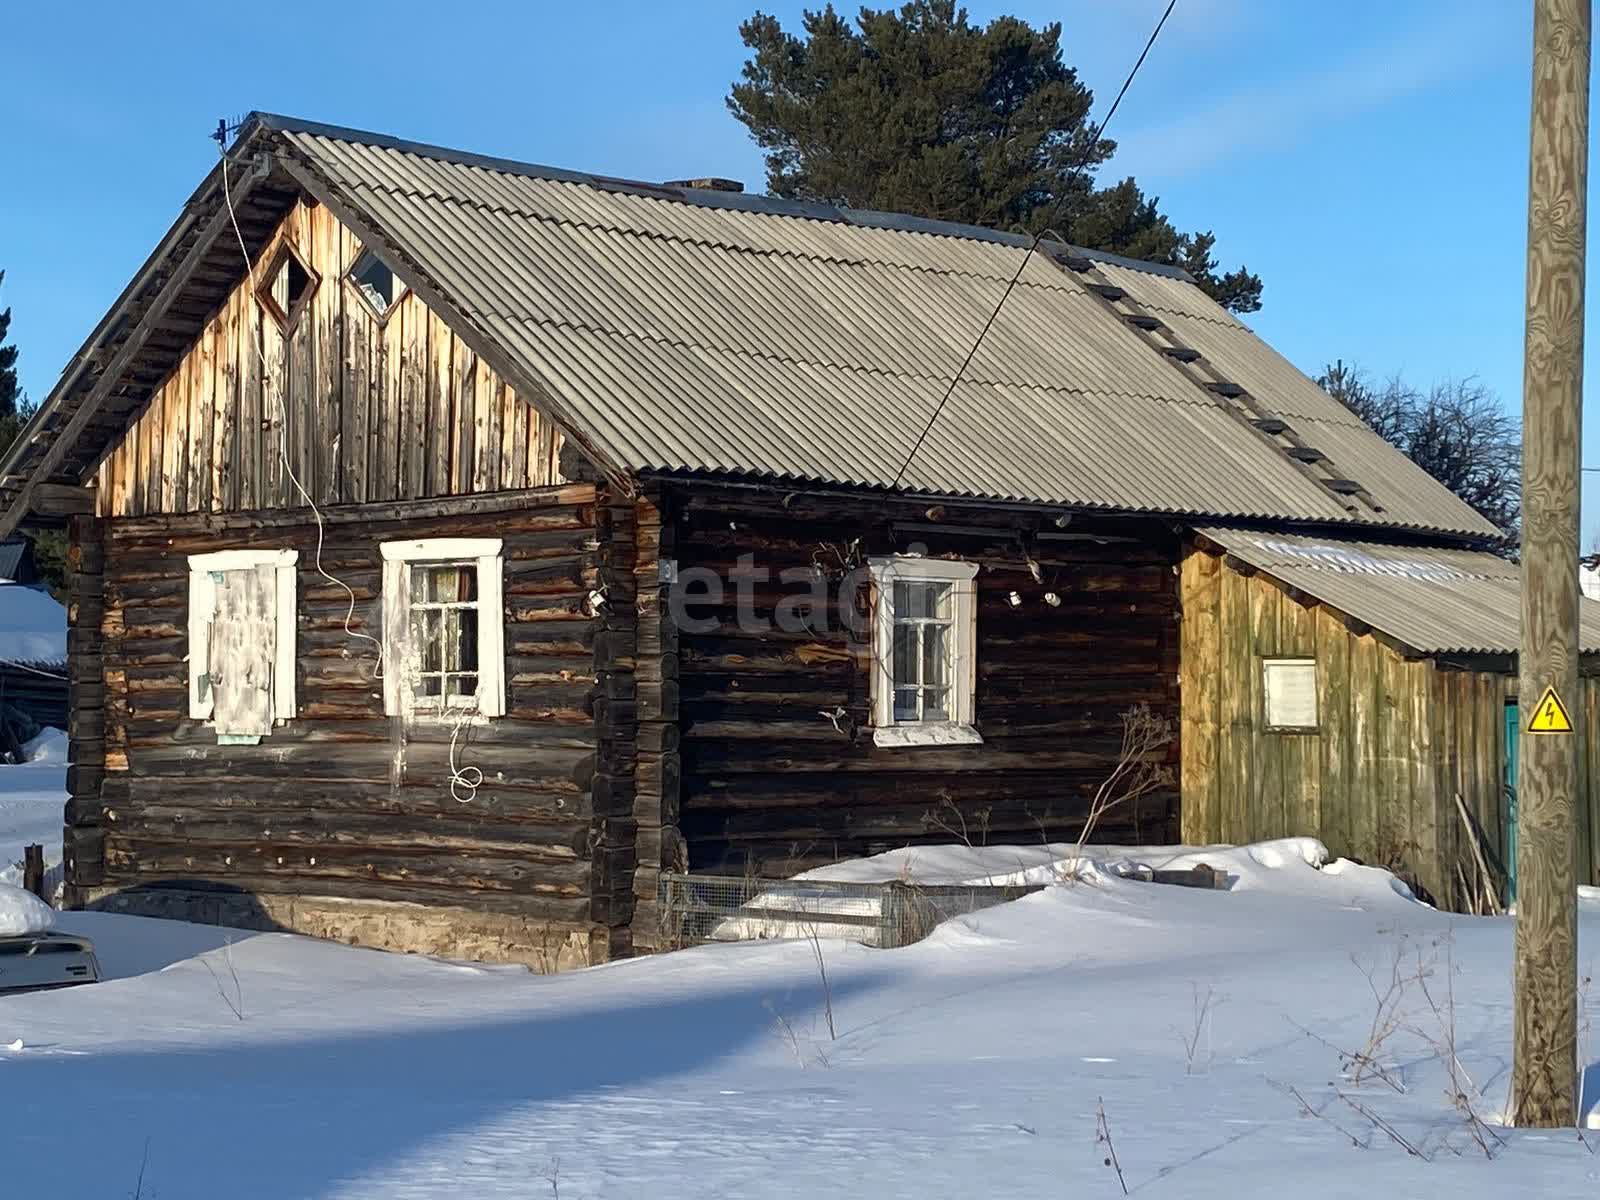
[1178,544,1600,909]
[92,199,564,518]
[649,488,1182,882]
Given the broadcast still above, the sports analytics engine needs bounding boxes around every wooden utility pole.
[1515,0,1589,1129]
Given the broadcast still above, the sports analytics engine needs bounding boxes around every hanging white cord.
[218,148,383,677]
[447,702,484,804]
[221,146,487,803]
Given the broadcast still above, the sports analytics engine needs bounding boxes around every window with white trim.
[1263,657,1319,730]
[381,538,506,718]
[868,556,980,747]
[187,549,298,740]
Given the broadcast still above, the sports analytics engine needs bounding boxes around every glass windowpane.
[456,608,480,671]
[893,688,919,722]
[883,568,966,726]
[415,565,476,603]
[892,623,916,686]
[922,624,948,687]
[410,610,443,674]
[408,561,484,707]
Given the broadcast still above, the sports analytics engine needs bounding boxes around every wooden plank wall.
[1177,544,1573,909]
[92,200,564,517]
[72,486,627,929]
[668,488,1182,876]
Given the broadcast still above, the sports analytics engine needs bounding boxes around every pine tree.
[0,271,18,420]
[1319,360,1521,544]
[0,269,34,457]
[0,270,64,594]
[727,2,1262,312]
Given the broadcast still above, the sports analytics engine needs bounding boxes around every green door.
[1505,701,1519,904]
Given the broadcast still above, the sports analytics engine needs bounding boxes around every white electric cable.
[218,147,384,677]
[447,703,484,804]
[221,144,499,802]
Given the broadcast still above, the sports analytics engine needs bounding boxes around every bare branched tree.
[1319,361,1520,545]
[1062,704,1174,876]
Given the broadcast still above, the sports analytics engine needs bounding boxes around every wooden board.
[1247,574,1283,838]
[1178,550,1220,843]
[95,200,567,518]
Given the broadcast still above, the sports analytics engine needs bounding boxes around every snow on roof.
[0,585,66,666]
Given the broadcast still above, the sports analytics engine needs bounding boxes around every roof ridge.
[248,111,1196,283]
[348,181,1089,293]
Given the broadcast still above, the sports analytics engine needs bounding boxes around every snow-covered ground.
[0,727,65,889]
[4,837,1600,1198]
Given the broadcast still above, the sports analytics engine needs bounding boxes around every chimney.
[663,177,744,193]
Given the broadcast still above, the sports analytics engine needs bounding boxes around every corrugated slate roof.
[0,115,1501,541]
[263,117,1496,538]
[1200,527,1600,656]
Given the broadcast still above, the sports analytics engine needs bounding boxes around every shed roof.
[0,540,32,584]
[1,114,1499,541]
[1200,527,1600,657]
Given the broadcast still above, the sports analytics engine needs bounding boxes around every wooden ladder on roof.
[1039,245,1384,517]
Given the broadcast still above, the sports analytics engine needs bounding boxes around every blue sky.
[0,1,1585,533]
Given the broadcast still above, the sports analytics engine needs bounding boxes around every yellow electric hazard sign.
[1527,685,1575,734]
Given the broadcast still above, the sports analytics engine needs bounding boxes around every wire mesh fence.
[657,873,1044,950]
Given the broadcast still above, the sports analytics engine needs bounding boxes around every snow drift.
[0,882,55,935]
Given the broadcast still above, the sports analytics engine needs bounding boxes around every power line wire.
[890,0,1178,490]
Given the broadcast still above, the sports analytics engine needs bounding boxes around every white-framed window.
[187,549,298,739]
[381,538,506,719]
[1263,657,1319,730]
[868,556,980,748]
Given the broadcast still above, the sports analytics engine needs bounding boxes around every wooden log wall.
[666,487,1182,876]
[590,487,639,946]
[92,199,564,517]
[70,485,627,932]
[1177,544,1592,909]
[63,514,106,905]
[630,488,682,950]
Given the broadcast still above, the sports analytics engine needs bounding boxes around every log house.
[3,115,1588,963]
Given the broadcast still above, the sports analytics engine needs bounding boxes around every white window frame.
[381,537,506,720]
[1262,657,1319,731]
[868,555,981,748]
[187,548,299,724]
